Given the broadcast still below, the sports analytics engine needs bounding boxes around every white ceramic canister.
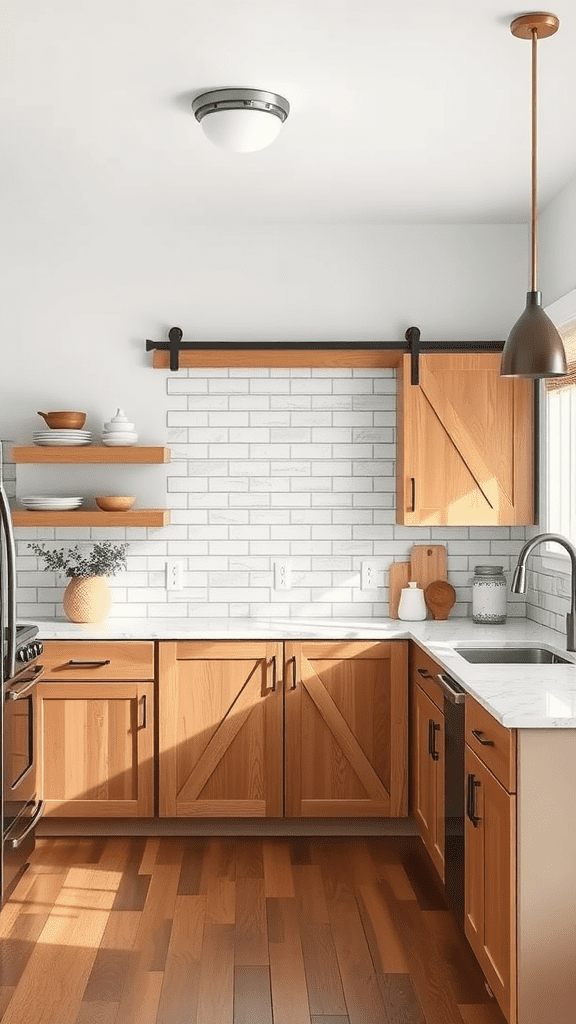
[398,581,427,621]
[472,565,507,624]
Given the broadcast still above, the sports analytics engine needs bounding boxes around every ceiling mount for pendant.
[509,12,559,40]
[500,11,567,378]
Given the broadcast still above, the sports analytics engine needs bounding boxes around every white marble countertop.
[31,615,576,729]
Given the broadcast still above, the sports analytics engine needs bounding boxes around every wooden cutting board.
[410,545,447,592]
[388,561,411,618]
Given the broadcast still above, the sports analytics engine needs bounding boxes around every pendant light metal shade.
[500,13,568,379]
[501,291,568,377]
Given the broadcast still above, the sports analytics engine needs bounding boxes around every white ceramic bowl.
[101,432,138,440]
[103,419,135,432]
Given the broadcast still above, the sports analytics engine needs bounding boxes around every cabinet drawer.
[410,645,444,710]
[466,696,516,793]
[40,641,155,680]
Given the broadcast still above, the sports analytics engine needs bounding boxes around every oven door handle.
[5,801,45,849]
[5,664,44,700]
[436,672,466,705]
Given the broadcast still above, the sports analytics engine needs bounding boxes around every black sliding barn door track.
[145,325,505,383]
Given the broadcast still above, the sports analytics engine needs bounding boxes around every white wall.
[539,172,576,304]
[1,206,532,619]
[525,171,576,635]
[1,221,527,445]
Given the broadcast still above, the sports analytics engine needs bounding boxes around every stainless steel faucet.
[512,532,576,651]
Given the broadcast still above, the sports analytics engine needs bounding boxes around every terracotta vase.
[62,576,112,623]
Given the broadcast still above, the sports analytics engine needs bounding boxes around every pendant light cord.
[531,27,538,292]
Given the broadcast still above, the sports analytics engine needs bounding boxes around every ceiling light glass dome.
[192,88,290,153]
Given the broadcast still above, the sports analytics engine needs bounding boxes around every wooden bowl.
[95,495,135,512]
[38,410,87,429]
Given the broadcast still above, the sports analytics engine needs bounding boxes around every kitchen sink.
[456,646,571,665]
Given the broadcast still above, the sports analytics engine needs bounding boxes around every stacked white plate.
[102,431,139,446]
[21,496,84,511]
[33,430,92,447]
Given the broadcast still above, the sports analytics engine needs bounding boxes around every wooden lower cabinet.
[38,640,155,817]
[158,639,408,818]
[465,744,516,1024]
[159,641,284,817]
[37,679,154,817]
[411,680,445,879]
[285,640,408,817]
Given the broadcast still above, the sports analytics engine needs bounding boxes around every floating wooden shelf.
[12,509,171,527]
[152,349,404,370]
[12,446,171,464]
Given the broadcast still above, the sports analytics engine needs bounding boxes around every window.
[543,288,576,564]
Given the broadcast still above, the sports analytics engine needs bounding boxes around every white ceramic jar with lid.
[398,581,427,621]
[101,408,139,446]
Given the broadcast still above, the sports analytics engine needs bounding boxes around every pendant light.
[500,12,567,378]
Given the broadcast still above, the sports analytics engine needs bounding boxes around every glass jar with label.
[472,565,507,624]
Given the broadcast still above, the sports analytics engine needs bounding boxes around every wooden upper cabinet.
[159,641,283,818]
[396,353,534,525]
[284,640,408,818]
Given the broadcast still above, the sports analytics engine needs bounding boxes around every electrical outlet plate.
[166,558,184,591]
[274,561,292,590]
[361,560,378,590]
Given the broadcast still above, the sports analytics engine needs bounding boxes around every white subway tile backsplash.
[15,368,530,621]
[250,378,290,394]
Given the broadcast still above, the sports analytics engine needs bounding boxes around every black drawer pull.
[467,773,481,827]
[67,659,111,668]
[428,719,440,761]
[471,728,495,746]
[417,667,433,680]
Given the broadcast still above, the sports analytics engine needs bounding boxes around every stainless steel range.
[1,445,45,904]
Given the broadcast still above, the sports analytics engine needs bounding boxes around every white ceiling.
[4,0,576,224]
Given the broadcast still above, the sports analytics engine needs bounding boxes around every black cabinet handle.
[291,656,298,690]
[67,659,111,668]
[139,694,147,729]
[428,719,440,761]
[467,773,481,827]
[268,655,277,692]
[471,729,495,746]
[417,667,432,680]
[410,477,416,512]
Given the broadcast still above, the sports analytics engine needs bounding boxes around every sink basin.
[457,647,571,665]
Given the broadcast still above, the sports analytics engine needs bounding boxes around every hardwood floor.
[0,836,507,1024]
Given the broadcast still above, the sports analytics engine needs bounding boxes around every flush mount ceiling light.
[501,12,567,378]
[191,88,290,153]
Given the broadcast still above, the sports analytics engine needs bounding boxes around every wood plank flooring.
[0,836,507,1024]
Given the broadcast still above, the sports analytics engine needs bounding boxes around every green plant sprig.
[28,542,128,578]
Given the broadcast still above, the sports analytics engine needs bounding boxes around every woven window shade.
[545,319,576,392]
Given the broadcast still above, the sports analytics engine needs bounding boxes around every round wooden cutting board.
[424,579,456,620]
